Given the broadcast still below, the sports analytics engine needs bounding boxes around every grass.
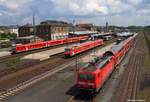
[6,57,20,66]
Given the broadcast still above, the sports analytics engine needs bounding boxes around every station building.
[18,20,72,41]
[36,20,72,40]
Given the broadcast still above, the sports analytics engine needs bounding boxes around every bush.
[0,32,17,40]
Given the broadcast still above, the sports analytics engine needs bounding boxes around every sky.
[0,0,150,26]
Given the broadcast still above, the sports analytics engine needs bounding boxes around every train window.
[65,48,70,52]
[100,60,109,69]
[79,74,94,80]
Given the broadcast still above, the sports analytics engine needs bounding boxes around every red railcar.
[77,34,137,93]
[64,39,104,57]
[11,36,88,54]
[14,41,47,53]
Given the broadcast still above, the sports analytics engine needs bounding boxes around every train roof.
[108,35,134,55]
[108,41,125,55]
[81,55,112,72]
[65,43,81,49]
[65,40,101,49]
[79,34,136,72]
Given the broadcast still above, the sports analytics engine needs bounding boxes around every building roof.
[76,23,95,27]
[17,35,35,40]
[19,24,33,28]
[91,32,113,37]
[69,31,97,35]
[39,20,72,27]
[81,55,112,72]
[109,37,130,54]
[7,25,19,29]
[116,32,133,37]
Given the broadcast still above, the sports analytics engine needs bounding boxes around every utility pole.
[106,21,108,32]
[73,20,75,37]
[33,14,36,42]
[73,20,78,72]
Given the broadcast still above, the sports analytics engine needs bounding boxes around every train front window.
[79,74,94,80]
[65,48,70,52]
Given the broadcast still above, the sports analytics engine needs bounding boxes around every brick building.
[18,24,34,37]
[36,20,72,40]
[18,20,72,40]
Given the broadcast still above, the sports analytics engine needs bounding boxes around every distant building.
[76,23,97,31]
[18,24,34,37]
[8,25,19,37]
[18,21,101,41]
[0,26,9,33]
[36,20,72,40]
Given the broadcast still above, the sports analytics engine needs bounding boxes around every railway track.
[65,34,145,102]
[0,40,116,101]
[0,44,68,64]
[0,39,116,77]
[66,36,138,102]
[0,59,76,100]
[144,32,150,54]
[0,42,85,77]
[0,39,116,64]
[113,34,145,102]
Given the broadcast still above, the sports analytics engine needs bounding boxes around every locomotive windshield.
[65,48,70,52]
[79,74,94,80]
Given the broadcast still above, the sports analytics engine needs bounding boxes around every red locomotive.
[77,34,137,93]
[11,36,88,54]
[64,39,104,57]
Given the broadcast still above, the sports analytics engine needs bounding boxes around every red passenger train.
[11,36,88,54]
[64,39,104,57]
[77,34,137,93]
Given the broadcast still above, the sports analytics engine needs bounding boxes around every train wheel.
[11,51,16,55]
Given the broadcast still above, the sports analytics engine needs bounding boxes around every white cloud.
[0,0,149,25]
[0,0,32,10]
[127,0,142,5]
[106,0,134,13]
[84,0,108,14]
[51,0,137,16]
[52,0,108,15]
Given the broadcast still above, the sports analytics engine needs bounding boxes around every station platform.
[22,47,65,61]
[22,43,80,61]
[0,51,11,57]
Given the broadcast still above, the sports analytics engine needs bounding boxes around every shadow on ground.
[66,85,95,101]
